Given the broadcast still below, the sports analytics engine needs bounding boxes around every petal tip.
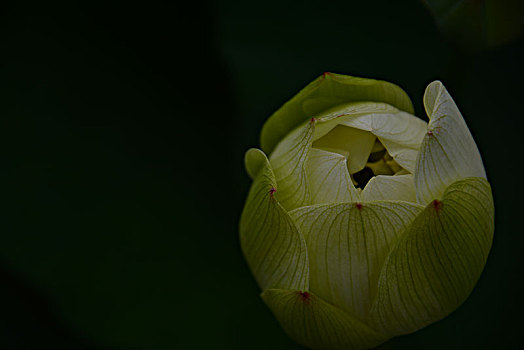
[244,148,269,180]
[297,291,311,304]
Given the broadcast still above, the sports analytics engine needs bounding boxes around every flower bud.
[240,73,494,349]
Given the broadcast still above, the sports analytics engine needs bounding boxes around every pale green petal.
[315,102,427,173]
[289,201,422,321]
[261,289,387,350]
[270,121,314,211]
[415,81,487,204]
[369,177,494,336]
[260,73,415,154]
[313,125,376,174]
[244,148,268,179]
[306,148,360,204]
[240,149,309,291]
[361,175,417,203]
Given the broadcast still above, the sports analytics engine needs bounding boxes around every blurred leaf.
[423,0,524,50]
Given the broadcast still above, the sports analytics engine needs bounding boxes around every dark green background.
[0,1,522,349]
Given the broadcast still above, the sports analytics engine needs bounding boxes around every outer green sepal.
[369,177,494,336]
[262,289,388,350]
[240,149,309,291]
[261,73,415,154]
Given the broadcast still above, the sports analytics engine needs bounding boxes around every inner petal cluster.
[312,124,407,191]
[352,141,406,189]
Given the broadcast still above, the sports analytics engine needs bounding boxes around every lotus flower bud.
[240,73,494,349]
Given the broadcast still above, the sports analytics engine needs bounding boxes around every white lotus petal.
[370,178,494,336]
[415,81,486,204]
[361,175,416,203]
[289,201,422,320]
[313,125,376,174]
[306,148,360,204]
